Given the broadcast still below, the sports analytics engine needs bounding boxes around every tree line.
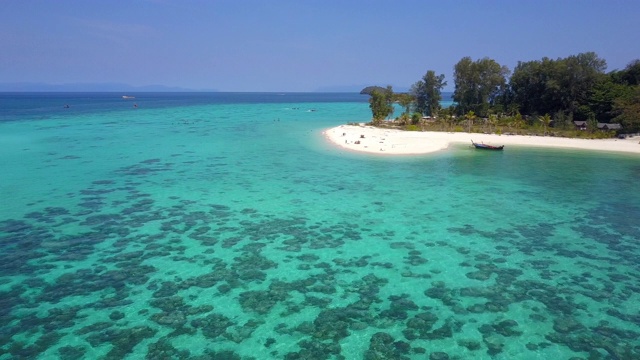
[368,52,640,134]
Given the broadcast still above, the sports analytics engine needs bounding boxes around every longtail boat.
[471,140,504,150]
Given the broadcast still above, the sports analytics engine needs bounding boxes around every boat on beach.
[471,140,504,150]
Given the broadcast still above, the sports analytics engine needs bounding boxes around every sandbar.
[323,124,640,155]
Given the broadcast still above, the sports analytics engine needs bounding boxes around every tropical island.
[325,52,640,155]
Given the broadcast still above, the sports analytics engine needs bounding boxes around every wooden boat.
[471,140,504,150]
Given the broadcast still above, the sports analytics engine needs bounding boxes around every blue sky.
[1,0,639,92]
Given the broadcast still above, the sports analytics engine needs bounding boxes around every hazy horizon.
[0,82,420,93]
[2,1,640,92]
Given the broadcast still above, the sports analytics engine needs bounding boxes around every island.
[327,52,640,155]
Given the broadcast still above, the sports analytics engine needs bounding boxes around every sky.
[1,0,640,92]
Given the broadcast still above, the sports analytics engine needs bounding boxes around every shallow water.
[1,93,639,359]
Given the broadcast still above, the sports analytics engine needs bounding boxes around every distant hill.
[314,84,410,93]
[0,82,216,92]
[359,86,392,95]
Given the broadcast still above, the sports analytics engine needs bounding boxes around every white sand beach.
[324,124,640,155]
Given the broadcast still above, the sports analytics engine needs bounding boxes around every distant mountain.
[0,82,217,92]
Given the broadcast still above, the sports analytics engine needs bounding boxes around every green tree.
[384,85,395,120]
[587,114,598,133]
[411,70,447,117]
[453,57,509,117]
[411,113,421,125]
[613,85,640,133]
[553,110,570,130]
[452,57,475,115]
[538,113,552,136]
[562,52,608,117]
[508,52,607,120]
[425,71,446,118]
[395,93,414,117]
[509,58,557,115]
[410,80,427,115]
[613,59,640,85]
[506,103,520,117]
[587,78,630,123]
[369,87,394,125]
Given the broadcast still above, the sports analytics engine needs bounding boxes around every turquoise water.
[1,93,639,359]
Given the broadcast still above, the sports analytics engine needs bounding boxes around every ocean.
[1,92,639,359]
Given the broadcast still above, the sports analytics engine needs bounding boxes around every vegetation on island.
[360,86,391,96]
[363,53,640,138]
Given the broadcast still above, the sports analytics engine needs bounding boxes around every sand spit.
[324,125,640,155]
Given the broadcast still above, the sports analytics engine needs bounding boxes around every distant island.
[359,86,392,96]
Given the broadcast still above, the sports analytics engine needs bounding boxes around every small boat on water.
[471,140,504,150]
[122,95,135,99]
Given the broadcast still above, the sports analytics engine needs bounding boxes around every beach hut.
[597,123,622,131]
[573,121,587,130]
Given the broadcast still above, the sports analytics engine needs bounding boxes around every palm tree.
[438,107,452,131]
[511,115,525,135]
[505,116,513,134]
[539,113,552,136]
[465,111,476,133]
[445,114,454,131]
[488,114,498,133]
